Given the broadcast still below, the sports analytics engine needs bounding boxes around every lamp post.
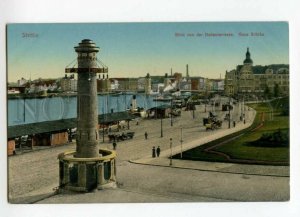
[228,97,231,129]
[169,138,173,166]
[171,98,173,126]
[243,95,246,124]
[240,95,243,121]
[192,102,195,119]
[160,115,163,138]
[180,127,183,159]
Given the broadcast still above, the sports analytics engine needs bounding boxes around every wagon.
[108,131,135,142]
[205,123,216,130]
[203,115,222,130]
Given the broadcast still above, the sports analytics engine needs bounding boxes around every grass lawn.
[175,97,289,165]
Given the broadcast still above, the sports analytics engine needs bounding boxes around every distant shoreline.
[7,91,149,99]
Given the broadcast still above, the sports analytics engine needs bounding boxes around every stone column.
[63,162,69,186]
[78,163,86,188]
[97,163,105,187]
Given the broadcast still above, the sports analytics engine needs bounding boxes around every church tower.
[243,47,253,65]
[238,47,254,93]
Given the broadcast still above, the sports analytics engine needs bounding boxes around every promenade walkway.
[8,103,289,203]
[130,106,288,177]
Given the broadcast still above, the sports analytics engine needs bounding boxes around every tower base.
[58,149,117,192]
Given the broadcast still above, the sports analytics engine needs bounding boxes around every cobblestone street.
[7,104,289,203]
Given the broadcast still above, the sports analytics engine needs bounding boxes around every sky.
[7,22,289,82]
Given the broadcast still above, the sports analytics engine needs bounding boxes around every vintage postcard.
[7,22,289,203]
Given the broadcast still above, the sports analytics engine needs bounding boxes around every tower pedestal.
[58,149,117,192]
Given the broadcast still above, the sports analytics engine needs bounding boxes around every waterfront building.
[97,74,111,92]
[224,48,289,97]
[112,77,138,92]
[7,85,26,94]
[210,79,224,92]
[60,74,77,92]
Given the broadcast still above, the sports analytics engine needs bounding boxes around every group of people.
[112,131,162,158]
[152,146,160,158]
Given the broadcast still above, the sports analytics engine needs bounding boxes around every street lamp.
[169,138,173,166]
[171,98,173,126]
[180,128,183,159]
[228,97,231,129]
[161,114,163,138]
[192,102,195,119]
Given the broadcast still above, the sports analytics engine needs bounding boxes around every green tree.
[273,83,280,98]
[264,85,270,98]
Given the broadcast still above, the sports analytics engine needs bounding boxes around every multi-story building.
[191,77,206,91]
[111,78,138,92]
[210,79,224,92]
[97,74,111,92]
[224,48,289,97]
[60,74,77,92]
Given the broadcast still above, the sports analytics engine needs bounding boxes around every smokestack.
[186,64,189,79]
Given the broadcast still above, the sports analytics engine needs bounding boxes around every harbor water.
[8,93,169,126]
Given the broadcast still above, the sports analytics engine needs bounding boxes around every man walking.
[145,131,148,140]
[156,146,161,157]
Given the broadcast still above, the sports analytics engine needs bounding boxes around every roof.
[99,112,136,124]
[8,111,136,139]
[252,64,289,74]
[235,64,289,75]
[148,104,172,110]
[8,119,76,139]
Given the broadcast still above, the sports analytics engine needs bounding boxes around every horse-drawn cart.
[203,112,222,131]
[108,131,135,142]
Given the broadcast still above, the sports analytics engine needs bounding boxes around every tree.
[264,85,270,98]
[273,83,280,98]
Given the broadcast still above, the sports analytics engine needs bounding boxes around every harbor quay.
[8,103,289,203]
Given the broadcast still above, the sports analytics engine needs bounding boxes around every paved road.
[7,104,289,203]
[39,163,289,203]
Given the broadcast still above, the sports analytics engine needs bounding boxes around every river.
[8,93,169,126]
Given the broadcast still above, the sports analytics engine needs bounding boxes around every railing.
[65,68,108,73]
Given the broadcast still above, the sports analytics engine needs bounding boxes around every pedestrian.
[156,146,161,157]
[233,121,236,128]
[113,142,117,150]
[244,119,246,124]
[145,131,148,140]
[152,146,156,158]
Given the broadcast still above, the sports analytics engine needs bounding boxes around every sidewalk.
[130,107,289,177]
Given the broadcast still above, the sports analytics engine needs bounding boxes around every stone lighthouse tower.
[75,39,100,158]
[58,39,116,192]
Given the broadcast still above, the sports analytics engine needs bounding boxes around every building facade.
[97,74,111,92]
[224,48,289,97]
[60,74,78,92]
